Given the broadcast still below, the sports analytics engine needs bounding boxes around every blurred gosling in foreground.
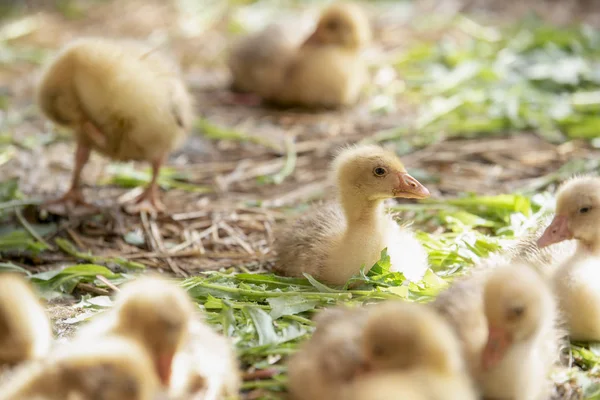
[0,274,52,366]
[538,176,600,341]
[352,301,476,400]
[0,336,159,400]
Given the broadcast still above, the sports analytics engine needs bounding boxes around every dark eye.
[371,344,385,357]
[580,207,591,214]
[373,167,387,177]
[508,306,525,320]
[326,19,339,31]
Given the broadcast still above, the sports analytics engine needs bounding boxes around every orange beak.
[157,352,174,386]
[537,215,572,248]
[393,173,430,199]
[481,326,511,370]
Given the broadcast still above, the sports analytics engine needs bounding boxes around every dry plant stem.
[77,282,110,296]
[242,369,279,381]
[117,249,203,259]
[95,274,121,292]
[66,228,86,249]
[149,218,188,277]
[140,211,158,252]
[219,221,255,255]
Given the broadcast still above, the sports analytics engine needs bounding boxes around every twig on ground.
[149,218,188,277]
[77,282,110,296]
[242,369,279,381]
[66,228,86,249]
[117,249,203,259]
[95,274,121,293]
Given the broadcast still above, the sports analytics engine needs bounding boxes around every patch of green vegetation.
[195,118,281,151]
[103,164,212,193]
[55,238,146,271]
[396,16,600,142]
[55,0,85,20]
[0,179,53,254]
[0,178,21,203]
[0,229,49,253]
[31,264,128,296]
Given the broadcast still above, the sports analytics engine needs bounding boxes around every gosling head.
[309,306,368,381]
[114,276,193,386]
[332,145,430,201]
[303,3,371,49]
[57,336,159,400]
[537,176,600,251]
[361,301,461,375]
[481,264,554,370]
[0,273,52,362]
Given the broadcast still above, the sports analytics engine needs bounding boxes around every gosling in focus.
[274,145,430,285]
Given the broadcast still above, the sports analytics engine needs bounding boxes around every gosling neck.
[426,337,462,375]
[338,188,386,227]
[576,239,600,257]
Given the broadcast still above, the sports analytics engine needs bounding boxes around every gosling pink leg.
[125,157,166,214]
[44,140,93,207]
[81,121,107,150]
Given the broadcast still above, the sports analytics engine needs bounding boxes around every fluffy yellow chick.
[37,37,194,213]
[228,24,295,96]
[0,274,52,365]
[0,336,159,400]
[349,368,478,400]
[169,317,240,400]
[287,306,369,400]
[505,214,574,278]
[264,3,371,108]
[229,3,371,108]
[346,371,431,400]
[431,270,489,379]
[357,301,476,400]
[538,176,600,341]
[76,276,193,387]
[433,263,560,400]
[478,264,559,400]
[274,144,430,285]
